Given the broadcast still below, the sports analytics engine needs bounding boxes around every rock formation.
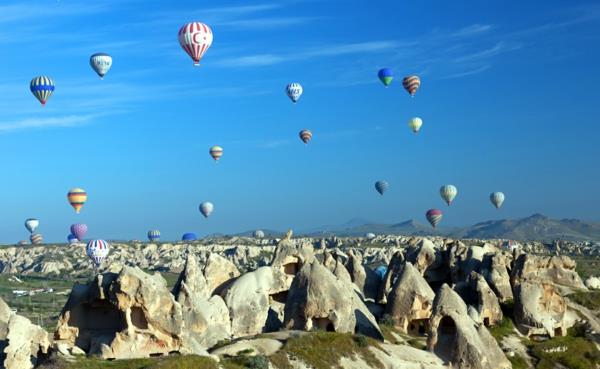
[203,253,240,295]
[480,253,513,302]
[454,272,503,327]
[511,254,586,290]
[513,281,567,338]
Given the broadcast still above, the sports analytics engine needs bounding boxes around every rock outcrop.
[203,253,240,295]
[455,272,503,327]
[480,253,513,302]
[511,254,586,290]
[513,281,567,338]
[427,284,510,369]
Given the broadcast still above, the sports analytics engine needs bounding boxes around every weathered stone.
[511,254,586,290]
[480,253,513,302]
[203,253,240,296]
[513,281,567,338]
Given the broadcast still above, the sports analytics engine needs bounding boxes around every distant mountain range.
[293,214,600,242]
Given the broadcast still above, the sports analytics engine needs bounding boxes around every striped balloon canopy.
[148,230,161,241]
[299,129,312,144]
[402,75,421,97]
[178,22,213,66]
[209,146,223,161]
[86,239,110,267]
[30,233,43,245]
[67,188,87,213]
[374,181,389,195]
[30,76,55,106]
[426,209,443,228]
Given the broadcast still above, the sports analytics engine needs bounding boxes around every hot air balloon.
[25,218,39,234]
[70,223,88,241]
[402,75,420,97]
[253,230,265,239]
[375,181,389,195]
[490,192,505,209]
[67,188,87,213]
[426,209,443,228]
[178,22,213,66]
[90,53,113,79]
[182,232,197,241]
[365,232,376,240]
[209,146,223,161]
[199,202,214,218]
[18,240,27,246]
[86,239,110,267]
[440,185,458,206]
[408,117,423,134]
[299,129,312,144]
[286,83,303,103]
[30,233,43,245]
[30,76,55,106]
[374,265,387,280]
[377,68,393,87]
[148,230,161,242]
[68,234,79,244]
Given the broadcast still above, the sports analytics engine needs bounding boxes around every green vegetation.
[222,355,270,369]
[507,354,529,369]
[527,332,600,369]
[573,256,600,280]
[41,355,218,369]
[569,290,600,311]
[488,316,516,341]
[267,332,384,369]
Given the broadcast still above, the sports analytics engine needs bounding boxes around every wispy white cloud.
[454,41,521,62]
[0,2,110,23]
[219,16,317,29]
[439,65,491,80]
[0,114,96,132]
[449,24,493,38]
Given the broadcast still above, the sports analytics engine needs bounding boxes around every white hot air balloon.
[408,117,423,133]
[440,185,458,206]
[254,230,265,239]
[25,218,39,234]
[490,192,505,209]
[199,202,214,218]
[86,240,110,267]
[286,83,303,103]
[90,53,113,79]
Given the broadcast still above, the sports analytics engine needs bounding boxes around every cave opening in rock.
[408,319,429,336]
[130,306,149,329]
[313,317,335,332]
[283,262,299,276]
[68,299,126,351]
[483,317,491,327]
[434,316,457,363]
[554,327,563,337]
[270,291,289,304]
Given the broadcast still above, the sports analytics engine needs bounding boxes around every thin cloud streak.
[0,114,96,132]
[439,65,491,80]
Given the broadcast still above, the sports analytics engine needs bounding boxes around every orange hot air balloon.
[67,188,87,213]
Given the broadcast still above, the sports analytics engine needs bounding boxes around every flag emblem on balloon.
[30,76,55,106]
[178,22,213,66]
[68,188,87,213]
[402,75,421,97]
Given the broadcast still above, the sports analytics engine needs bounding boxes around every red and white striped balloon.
[178,22,213,66]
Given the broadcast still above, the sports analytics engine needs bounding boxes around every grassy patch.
[507,354,529,369]
[268,351,293,369]
[527,330,600,369]
[569,290,600,311]
[488,316,516,341]
[277,331,384,369]
[573,256,600,280]
[40,355,219,369]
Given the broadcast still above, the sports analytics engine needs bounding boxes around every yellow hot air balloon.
[67,188,87,213]
[408,117,423,133]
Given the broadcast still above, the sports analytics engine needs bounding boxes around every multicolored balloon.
[426,209,443,228]
[68,234,79,244]
[90,53,112,79]
[148,230,161,242]
[286,83,303,103]
[490,192,505,209]
[25,218,39,234]
[299,129,312,144]
[402,75,420,97]
[178,22,213,66]
[375,181,389,195]
[70,223,88,241]
[254,230,265,239]
[86,239,110,267]
[440,185,458,206]
[408,117,423,134]
[30,76,55,106]
[18,240,27,246]
[378,68,393,87]
[199,202,214,218]
[30,233,43,245]
[209,146,223,161]
[67,188,87,213]
[182,232,197,241]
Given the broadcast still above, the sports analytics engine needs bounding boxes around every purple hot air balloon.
[70,223,88,241]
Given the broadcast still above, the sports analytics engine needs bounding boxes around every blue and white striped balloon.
[148,230,161,242]
[86,239,110,266]
[30,76,55,105]
[375,180,389,195]
[90,53,113,79]
[286,83,303,103]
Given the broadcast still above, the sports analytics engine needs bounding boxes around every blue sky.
[0,0,599,243]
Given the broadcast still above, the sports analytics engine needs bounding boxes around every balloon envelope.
[67,188,87,213]
[68,234,79,244]
[440,185,458,206]
[490,192,505,209]
[70,223,88,241]
[182,233,197,241]
[408,117,423,133]
[375,181,389,195]
[426,209,443,228]
[90,53,112,78]
[30,233,43,245]
[254,230,265,238]
[402,75,420,96]
[199,202,214,218]
[148,230,161,241]
[378,68,393,87]
[86,239,110,266]
[209,146,223,161]
[178,22,213,65]
[286,83,303,103]
[30,76,55,105]
[299,129,312,144]
[365,233,376,240]
[25,218,39,233]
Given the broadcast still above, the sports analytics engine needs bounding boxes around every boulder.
[203,253,240,295]
[454,272,503,327]
[385,262,435,335]
[448,241,485,284]
[271,237,315,290]
[513,281,567,338]
[345,250,380,300]
[427,284,510,369]
[174,254,231,352]
[585,276,600,290]
[511,254,586,290]
[480,253,513,302]
[405,238,448,285]
[377,251,404,304]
